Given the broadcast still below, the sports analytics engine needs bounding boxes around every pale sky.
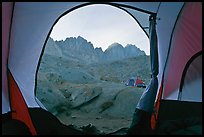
[50,4,150,55]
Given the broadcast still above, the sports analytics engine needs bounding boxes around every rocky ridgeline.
[45,36,146,63]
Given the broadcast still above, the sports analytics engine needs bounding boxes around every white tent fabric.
[180,54,202,102]
[181,78,202,102]
[156,2,184,100]
[8,2,85,110]
[3,2,186,114]
[166,78,202,102]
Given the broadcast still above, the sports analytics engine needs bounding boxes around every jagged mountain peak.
[125,44,136,48]
[77,35,86,41]
[106,42,123,50]
[46,36,146,63]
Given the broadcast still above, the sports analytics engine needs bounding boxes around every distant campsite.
[125,76,146,88]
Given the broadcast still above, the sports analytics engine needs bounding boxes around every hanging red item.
[8,70,37,135]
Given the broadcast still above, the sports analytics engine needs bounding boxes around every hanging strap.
[150,75,163,130]
[8,70,37,135]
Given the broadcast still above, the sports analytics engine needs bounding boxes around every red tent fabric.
[136,78,144,85]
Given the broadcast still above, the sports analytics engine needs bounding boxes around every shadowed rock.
[70,86,102,108]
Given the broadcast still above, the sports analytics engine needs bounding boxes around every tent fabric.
[8,70,37,135]
[149,2,184,126]
[150,76,164,130]
[178,53,202,102]
[7,2,85,110]
[156,2,184,98]
[136,78,144,85]
[151,2,202,132]
[162,2,202,100]
[2,2,13,114]
[136,76,158,112]
[127,79,135,86]
[126,77,145,87]
[149,14,158,77]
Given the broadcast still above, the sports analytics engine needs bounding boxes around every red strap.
[8,70,37,135]
[151,76,163,130]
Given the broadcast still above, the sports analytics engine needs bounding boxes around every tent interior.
[2,2,202,135]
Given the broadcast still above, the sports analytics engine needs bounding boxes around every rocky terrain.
[36,36,151,134]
